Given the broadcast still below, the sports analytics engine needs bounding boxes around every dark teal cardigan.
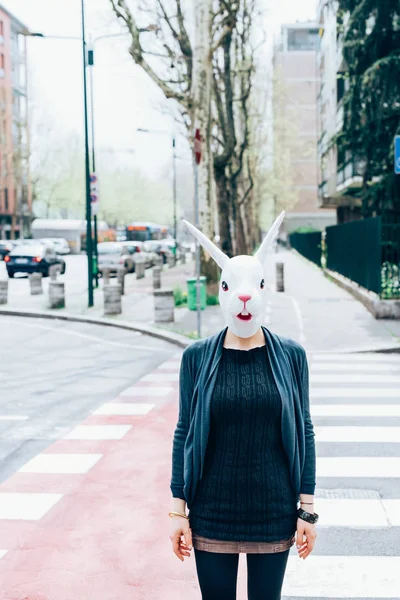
[170,326,316,509]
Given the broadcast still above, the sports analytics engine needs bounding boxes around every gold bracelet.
[168,511,189,519]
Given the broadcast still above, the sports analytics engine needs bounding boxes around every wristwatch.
[297,507,319,524]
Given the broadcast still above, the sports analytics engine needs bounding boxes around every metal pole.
[194,161,201,339]
[81,0,93,307]
[172,135,177,255]
[88,40,99,288]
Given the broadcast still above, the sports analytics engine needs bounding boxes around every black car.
[5,244,66,278]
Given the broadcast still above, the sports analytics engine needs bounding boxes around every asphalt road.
[0,315,178,484]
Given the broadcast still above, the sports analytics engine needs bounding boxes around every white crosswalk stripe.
[286,351,400,600]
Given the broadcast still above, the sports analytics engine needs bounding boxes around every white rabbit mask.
[183,211,285,339]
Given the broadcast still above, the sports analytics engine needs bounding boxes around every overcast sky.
[5,0,317,178]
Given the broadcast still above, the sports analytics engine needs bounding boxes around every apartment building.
[317,1,364,223]
[0,4,31,239]
[273,21,336,233]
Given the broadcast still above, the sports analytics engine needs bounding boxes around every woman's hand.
[169,516,193,562]
[296,518,317,559]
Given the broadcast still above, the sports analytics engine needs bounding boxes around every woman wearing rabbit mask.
[169,212,318,600]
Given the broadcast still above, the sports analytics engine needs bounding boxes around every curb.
[0,308,191,349]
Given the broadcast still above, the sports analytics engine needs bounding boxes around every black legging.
[194,547,290,600]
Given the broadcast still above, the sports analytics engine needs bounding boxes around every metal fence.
[381,215,400,299]
[326,217,382,295]
[288,231,322,267]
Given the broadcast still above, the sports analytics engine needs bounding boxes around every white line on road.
[311,387,400,398]
[157,361,181,371]
[317,457,400,478]
[283,555,400,598]
[315,426,400,443]
[0,492,63,521]
[0,415,29,421]
[311,362,400,372]
[64,425,132,440]
[316,498,390,528]
[311,373,400,384]
[140,372,179,383]
[382,500,400,526]
[119,386,173,397]
[0,550,7,559]
[93,403,154,416]
[311,353,400,363]
[19,453,103,474]
[311,404,400,417]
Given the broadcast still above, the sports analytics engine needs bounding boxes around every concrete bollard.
[153,266,161,290]
[154,288,174,323]
[154,255,163,268]
[135,259,145,279]
[117,267,126,295]
[48,281,65,309]
[104,283,122,315]
[0,280,8,305]
[49,265,59,281]
[276,262,285,293]
[167,254,176,268]
[180,251,186,264]
[29,272,43,295]
[102,268,110,284]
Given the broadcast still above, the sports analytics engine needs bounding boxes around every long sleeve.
[170,348,194,500]
[299,350,316,495]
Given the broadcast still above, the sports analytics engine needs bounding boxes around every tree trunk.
[215,165,233,257]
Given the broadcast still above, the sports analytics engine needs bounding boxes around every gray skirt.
[192,532,296,554]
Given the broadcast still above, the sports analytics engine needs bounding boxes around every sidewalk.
[1,251,399,353]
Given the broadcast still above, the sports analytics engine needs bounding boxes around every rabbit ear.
[182,220,229,270]
[254,211,285,265]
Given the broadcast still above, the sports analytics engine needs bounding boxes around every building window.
[4,187,8,211]
[0,20,3,42]
[0,53,4,78]
[287,28,319,51]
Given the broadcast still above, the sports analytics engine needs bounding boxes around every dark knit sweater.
[188,345,298,542]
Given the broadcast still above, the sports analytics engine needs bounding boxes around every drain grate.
[314,488,381,500]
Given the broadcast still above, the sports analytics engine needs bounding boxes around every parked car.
[5,244,66,278]
[143,240,174,265]
[0,241,14,261]
[39,237,71,255]
[122,241,153,270]
[97,242,134,275]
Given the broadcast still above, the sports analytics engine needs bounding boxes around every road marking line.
[312,404,400,417]
[382,500,400,526]
[19,453,102,474]
[315,499,389,528]
[315,426,400,443]
[157,361,181,371]
[0,550,7,559]
[311,353,400,363]
[0,416,29,421]
[64,425,132,440]
[311,373,400,384]
[119,386,173,397]
[94,403,154,416]
[317,457,400,478]
[0,492,63,521]
[311,362,400,372]
[311,387,400,398]
[283,555,400,598]
[140,372,179,383]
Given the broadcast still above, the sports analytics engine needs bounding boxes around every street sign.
[395,136,400,174]
[194,128,202,165]
[90,172,99,215]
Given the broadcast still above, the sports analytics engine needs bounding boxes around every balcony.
[336,102,344,133]
[336,159,366,195]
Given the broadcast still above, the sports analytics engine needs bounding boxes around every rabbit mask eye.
[260,279,265,289]
[221,280,229,292]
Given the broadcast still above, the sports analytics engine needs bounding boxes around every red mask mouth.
[237,312,252,321]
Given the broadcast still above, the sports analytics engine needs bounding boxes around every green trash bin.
[187,276,207,310]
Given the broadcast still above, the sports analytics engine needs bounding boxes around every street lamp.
[136,128,178,250]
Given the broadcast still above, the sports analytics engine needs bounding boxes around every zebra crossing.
[282,351,400,600]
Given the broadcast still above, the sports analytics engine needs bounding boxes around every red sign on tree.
[194,128,202,165]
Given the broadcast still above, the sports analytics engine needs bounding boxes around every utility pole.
[80,0,94,307]
[88,40,99,288]
[172,135,177,253]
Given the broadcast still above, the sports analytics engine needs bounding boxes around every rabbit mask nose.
[239,295,252,304]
